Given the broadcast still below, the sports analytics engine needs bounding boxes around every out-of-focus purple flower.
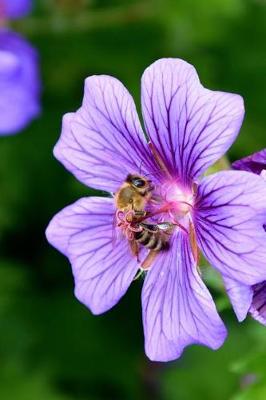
[225,149,266,326]
[0,29,40,135]
[232,148,266,175]
[46,58,266,361]
[0,0,32,20]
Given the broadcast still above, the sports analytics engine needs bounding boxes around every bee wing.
[157,222,174,235]
[157,222,172,230]
[139,222,159,233]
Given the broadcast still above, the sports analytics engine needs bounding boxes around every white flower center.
[158,181,194,224]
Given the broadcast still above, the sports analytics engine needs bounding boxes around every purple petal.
[54,75,158,193]
[46,197,139,314]
[0,29,40,135]
[195,171,266,285]
[223,277,252,322]
[232,148,266,175]
[223,278,266,326]
[249,282,266,326]
[141,58,244,184]
[142,231,226,362]
[232,149,266,324]
[0,0,32,19]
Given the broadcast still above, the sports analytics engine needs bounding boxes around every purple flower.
[232,148,266,175]
[46,59,266,361]
[224,149,266,326]
[0,0,31,20]
[0,29,40,135]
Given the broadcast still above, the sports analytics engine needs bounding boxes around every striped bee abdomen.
[134,228,165,251]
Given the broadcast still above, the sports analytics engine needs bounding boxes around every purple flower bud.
[0,29,41,135]
[0,0,32,20]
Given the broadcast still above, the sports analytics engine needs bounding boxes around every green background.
[0,0,266,399]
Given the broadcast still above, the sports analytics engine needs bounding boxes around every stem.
[140,359,164,400]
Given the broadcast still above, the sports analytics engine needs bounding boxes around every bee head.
[126,174,153,192]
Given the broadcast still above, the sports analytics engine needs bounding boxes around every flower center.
[154,181,194,226]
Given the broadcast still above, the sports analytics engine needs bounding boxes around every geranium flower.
[46,59,266,361]
[0,0,31,20]
[223,149,266,326]
[0,29,40,135]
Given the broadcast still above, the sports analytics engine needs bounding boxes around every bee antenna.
[138,163,162,179]
[138,162,167,180]
[139,160,144,176]
[143,170,163,179]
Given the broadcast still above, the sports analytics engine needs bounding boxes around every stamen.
[148,142,172,179]
[172,220,188,234]
[189,220,200,264]
[178,200,193,209]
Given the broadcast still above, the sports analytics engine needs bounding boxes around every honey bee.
[114,174,154,217]
[114,173,175,270]
[133,221,174,269]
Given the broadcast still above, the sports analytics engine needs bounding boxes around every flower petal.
[195,171,266,285]
[54,76,157,193]
[232,148,266,175]
[223,277,252,322]
[46,197,139,314]
[231,150,266,324]
[141,230,226,362]
[249,282,266,326]
[141,58,244,184]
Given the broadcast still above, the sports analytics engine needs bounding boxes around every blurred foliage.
[0,0,266,399]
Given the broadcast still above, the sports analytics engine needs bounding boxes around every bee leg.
[130,240,140,262]
[133,210,146,218]
[141,250,158,270]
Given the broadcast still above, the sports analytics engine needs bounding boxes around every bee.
[114,173,175,270]
[131,221,174,270]
[114,174,154,217]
